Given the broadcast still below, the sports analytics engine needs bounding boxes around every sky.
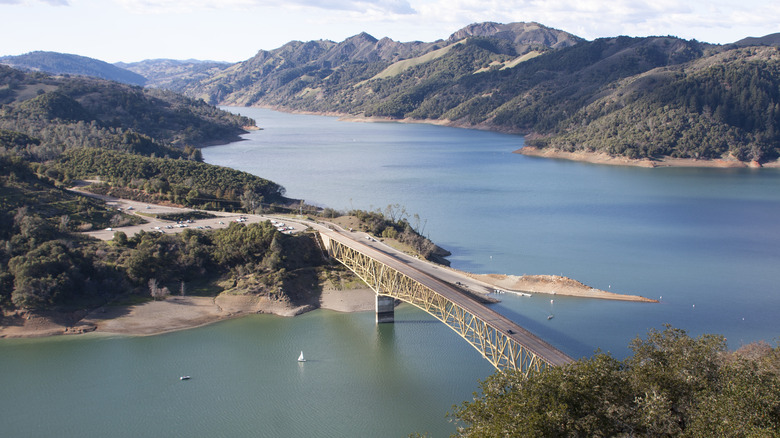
[1,0,778,63]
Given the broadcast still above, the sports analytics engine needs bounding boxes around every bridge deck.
[320,228,573,369]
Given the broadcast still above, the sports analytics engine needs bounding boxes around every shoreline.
[244,105,780,169]
[248,104,524,134]
[516,146,780,169]
[0,206,657,339]
[0,272,654,339]
[0,287,378,339]
[463,273,658,303]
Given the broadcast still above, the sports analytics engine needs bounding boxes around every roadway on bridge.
[315,223,574,368]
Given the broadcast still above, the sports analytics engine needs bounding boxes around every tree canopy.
[451,325,780,437]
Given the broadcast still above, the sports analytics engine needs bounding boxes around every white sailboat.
[297,351,306,362]
[547,299,555,320]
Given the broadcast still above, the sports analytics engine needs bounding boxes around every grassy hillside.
[179,22,581,109]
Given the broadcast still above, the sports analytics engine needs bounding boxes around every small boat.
[180,376,191,380]
[297,351,306,362]
[547,314,554,320]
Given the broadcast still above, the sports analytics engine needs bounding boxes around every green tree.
[8,240,82,309]
[451,326,780,437]
[112,230,128,246]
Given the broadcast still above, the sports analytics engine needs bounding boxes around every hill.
[0,51,146,86]
[0,65,315,315]
[170,24,780,166]
[453,326,780,437]
[179,22,582,107]
[0,64,254,161]
[115,58,230,91]
[734,33,780,47]
[528,46,780,164]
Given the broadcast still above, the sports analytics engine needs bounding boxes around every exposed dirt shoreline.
[516,146,780,168]
[0,287,378,339]
[464,273,657,302]
[0,272,655,339]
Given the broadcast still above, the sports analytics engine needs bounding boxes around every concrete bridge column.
[376,295,394,323]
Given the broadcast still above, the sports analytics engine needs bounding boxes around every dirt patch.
[466,273,657,302]
[516,146,780,169]
[1,284,378,339]
[0,309,96,338]
[320,287,376,313]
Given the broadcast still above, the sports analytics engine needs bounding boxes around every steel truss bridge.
[318,230,573,376]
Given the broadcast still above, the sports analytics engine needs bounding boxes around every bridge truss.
[325,236,559,375]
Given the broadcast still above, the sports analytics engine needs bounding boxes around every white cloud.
[115,0,414,15]
[402,0,778,43]
[0,0,68,4]
[1,0,777,63]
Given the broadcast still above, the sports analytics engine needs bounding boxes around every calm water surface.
[205,108,780,357]
[1,309,491,437]
[2,107,779,437]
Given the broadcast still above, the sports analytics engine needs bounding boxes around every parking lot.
[84,197,303,241]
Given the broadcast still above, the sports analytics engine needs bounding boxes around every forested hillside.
[0,156,320,310]
[534,46,780,162]
[52,148,286,211]
[171,22,780,165]
[0,64,314,314]
[0,65,254,161]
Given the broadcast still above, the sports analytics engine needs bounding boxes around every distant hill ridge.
[115,58,231,92]
[0,51,146,86]
[0,64,254,161]
[179,21,582,106]
[734,33,780,47]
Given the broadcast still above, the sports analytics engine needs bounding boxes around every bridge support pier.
[375,295,394,324]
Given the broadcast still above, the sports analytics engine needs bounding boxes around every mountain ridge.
[167,25,780,165]
[180,21,583,107]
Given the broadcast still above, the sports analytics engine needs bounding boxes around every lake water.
[2,107,779,437]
